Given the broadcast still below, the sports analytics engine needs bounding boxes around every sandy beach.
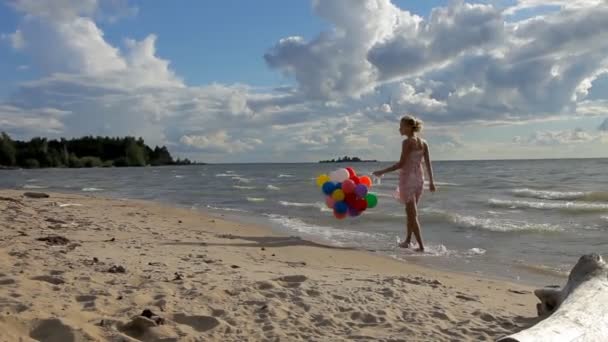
[0,189,539,341]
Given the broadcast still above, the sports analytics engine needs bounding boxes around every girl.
[373,115,436,252]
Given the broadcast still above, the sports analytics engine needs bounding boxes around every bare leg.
[406,201,424,252]
[399,206,412,248]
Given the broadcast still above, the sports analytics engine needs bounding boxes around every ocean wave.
[206,205,249,213]
[278,201,331,212]
[601,215,608,222]
[489,198,608,213]
[232,176,251,183]
[422,208,562,232]
[233,185,256,190]
[82,187,104,192]
[511,188,608,202]
[22,184,48,189]
[466,248,487,256]
[266,214,378,246]
[216,173,241,177]
[174,175,184,178]
[278,174,294,178]
[267,185,281,191]
[246,197,266,202]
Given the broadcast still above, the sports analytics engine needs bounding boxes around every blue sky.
[1,0,607,162]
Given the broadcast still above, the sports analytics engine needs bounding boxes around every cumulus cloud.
[180,131,262,154]
[266,0,608,125]
[0,105,69,138]
[515,128,599,145]
[504,0,606,15]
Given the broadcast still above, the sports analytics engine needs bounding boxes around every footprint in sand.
[275,275,307,288]
[172,313,220,332]
[29,318,90,342]
[0,278,16,285]
[31,275,65,285]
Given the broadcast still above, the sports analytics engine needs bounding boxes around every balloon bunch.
[316,167,378,219]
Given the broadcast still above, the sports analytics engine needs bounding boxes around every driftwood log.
[499,254,608,342]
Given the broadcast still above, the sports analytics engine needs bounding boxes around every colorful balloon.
[359,176,372,188]
[332,189,345,201]
[333,211,347,219]
[345,167,356,178]
[334,201,348,214]
[365,193,378,208]
[344,193,357,208]
[322,182,336,195]
[325,196,335,209]
[330,169,349,183]
[316,174,330,187]
[348,207,361,217]
[317,168,378,219]
[355,198,368,212]
[341,179,356,194]
[355,184,368,197]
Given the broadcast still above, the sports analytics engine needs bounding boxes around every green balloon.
[365,193,378,208]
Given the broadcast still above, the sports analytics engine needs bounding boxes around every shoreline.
[0,189,539,341]
[214,208,555,288]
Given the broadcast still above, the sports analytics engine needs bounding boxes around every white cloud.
[8,0,137,22]
[180,131,262,154]
[516,128,599,145]
[0,105,69,138]
[1,30,25,49]
[504,0,605,16]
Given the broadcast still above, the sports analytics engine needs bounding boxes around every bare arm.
[373,140,410,177]
[423,141,436,192]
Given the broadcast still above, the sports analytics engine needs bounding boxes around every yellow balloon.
[332,189,345,202]
[316,174,330,187]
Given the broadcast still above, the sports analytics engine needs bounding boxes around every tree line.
[319,156,378,163]
[0,132,195,169]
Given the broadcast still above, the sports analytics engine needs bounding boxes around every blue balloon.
[322,181,336,195]
[335,182,342,189]
[334,201,348,214]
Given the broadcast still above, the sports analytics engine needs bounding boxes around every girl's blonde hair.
[401,115,423,133]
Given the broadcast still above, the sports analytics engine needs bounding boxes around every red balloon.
[344,193,357,207]
[355,198,368,212]
[341,179,356,194]
[333,210,347,220]
[351,175,360,184]
[345,167,356,178]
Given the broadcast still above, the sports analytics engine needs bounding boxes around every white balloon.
[335,168,350,182]
[329,170,342,183]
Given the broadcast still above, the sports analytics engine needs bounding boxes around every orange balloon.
[360,176,372,188]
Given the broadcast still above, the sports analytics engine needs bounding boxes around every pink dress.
[394,143,425,205]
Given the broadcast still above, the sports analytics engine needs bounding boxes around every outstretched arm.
[423,142,436,192]
[373,140,410,177]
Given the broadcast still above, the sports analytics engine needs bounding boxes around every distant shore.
[0,189,537,341]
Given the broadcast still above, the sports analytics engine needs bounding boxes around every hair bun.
[413,118,423,132]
